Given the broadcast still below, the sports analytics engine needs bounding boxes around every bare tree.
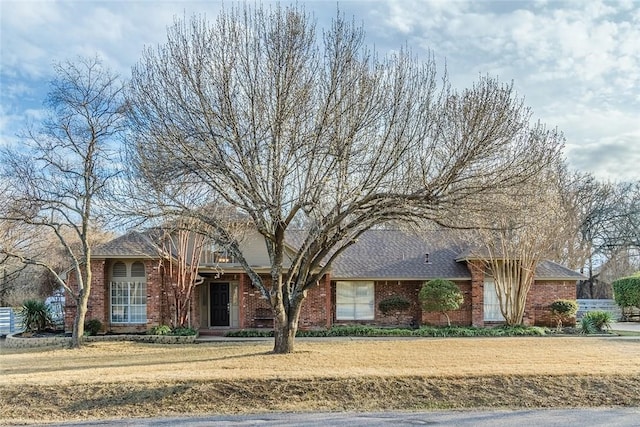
[463,166,572,325]
[154,220,209,329]
[557,172,640,298]
[0,56,126,347]
[125,5,563,353]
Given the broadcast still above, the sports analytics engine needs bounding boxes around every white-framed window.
[483,279,505,322]
[110,261,147,324]
[336,281,375,320]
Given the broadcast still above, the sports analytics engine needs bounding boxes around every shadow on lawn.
[65,383,194,411]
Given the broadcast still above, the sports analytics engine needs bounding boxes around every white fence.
[0,307,23,336]
[577,299,622,320]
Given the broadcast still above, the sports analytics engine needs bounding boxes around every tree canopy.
[124,4,563,353]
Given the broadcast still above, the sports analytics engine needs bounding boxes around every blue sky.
[1,0,639,182]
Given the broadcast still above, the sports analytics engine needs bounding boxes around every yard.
[1,336,640,424]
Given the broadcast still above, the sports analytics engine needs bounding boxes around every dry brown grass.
[1,337,640,424]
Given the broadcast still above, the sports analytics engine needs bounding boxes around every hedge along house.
[64,229,584,334]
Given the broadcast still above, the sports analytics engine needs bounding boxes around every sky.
[1,0,639,182]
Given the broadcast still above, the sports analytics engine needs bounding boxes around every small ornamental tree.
[549,299,578,329]
[612,275,640,320]
[419,279,464,326]
[378,295,411,324]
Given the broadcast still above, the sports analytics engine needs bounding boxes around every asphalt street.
[40,408,640,427]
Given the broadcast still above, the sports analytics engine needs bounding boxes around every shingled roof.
[330,229,470,280]
[93,230,159,258]
[93,228,584,281]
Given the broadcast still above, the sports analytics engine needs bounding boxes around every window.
[110,261,147,324]
[336,281,374,320]
[200,244,236,264]
[483,279,505,322]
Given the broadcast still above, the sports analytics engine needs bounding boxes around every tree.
[549,299,578,329]
[125,5,563,353]
[612,275,640,319]
[155,220,209,329]
[465,167,571,326]
[419,279,464,326]
[0,56,126,347]
[558,172,640,298]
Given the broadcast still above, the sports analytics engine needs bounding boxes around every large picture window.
[110,261,147,324]
[336,281,374,320]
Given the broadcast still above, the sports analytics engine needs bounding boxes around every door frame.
[202,280,239,328]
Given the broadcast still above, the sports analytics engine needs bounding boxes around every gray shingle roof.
[330,229,471,280]
[95,228,584,281]
[535,260,585,280]
[93,230,159,258]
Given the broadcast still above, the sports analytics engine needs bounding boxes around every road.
[44,408,640,427]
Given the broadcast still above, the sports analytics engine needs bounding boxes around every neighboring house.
[64,229,584,333]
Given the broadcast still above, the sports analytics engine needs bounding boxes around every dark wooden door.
[210,283,229,326]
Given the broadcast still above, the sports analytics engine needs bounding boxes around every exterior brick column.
[145,259,162,328]
[323,273,332,329]
[468,260,485,327]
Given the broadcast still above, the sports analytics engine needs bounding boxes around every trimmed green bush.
[419,279,464,326]
[580,310,613,334]
[225,325,549,338]
[378,295,411,314]
[171,326,198,336]
[612,275,640,319]
[149,325,173,335]
[84,318,103,336]
[21,300,53,333]
[549,299,579,328]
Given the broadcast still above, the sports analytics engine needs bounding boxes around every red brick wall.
[64,260,108,333]
[240,273,330,329]
[421,281,472,326]
[468,261,485,326]
[241,274,273,328]
[328,280,472,328]
[526,280,577,327]
[298,274,331,329]
[374,280,421,327]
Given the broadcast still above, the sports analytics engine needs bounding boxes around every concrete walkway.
[611,321,640,332]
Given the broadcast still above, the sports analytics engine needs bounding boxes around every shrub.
[84,318,102,336]
[580,310,613,334]
[549,299,579,328]
[378,295,411,314]
[149,325,172,335]
[612,275,640,319]
[225,325,550,338]
[171,326,198,336]
[378,295,412,324]
[419,279,464,326]
[21,300,53,333]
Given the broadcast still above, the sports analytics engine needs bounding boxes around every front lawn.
[1,337,639,424]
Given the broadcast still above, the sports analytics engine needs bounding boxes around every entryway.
[210,283,229,326]
[200,281,239,329]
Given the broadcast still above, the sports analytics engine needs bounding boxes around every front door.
[210,283,230,326]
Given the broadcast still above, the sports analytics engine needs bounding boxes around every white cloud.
[1,0,638,183]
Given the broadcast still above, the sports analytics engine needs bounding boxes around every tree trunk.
[71,289,89,348]
[272,294,305,354]
[70,266,92,349]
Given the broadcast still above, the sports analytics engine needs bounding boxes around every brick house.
[65,229,583,333]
